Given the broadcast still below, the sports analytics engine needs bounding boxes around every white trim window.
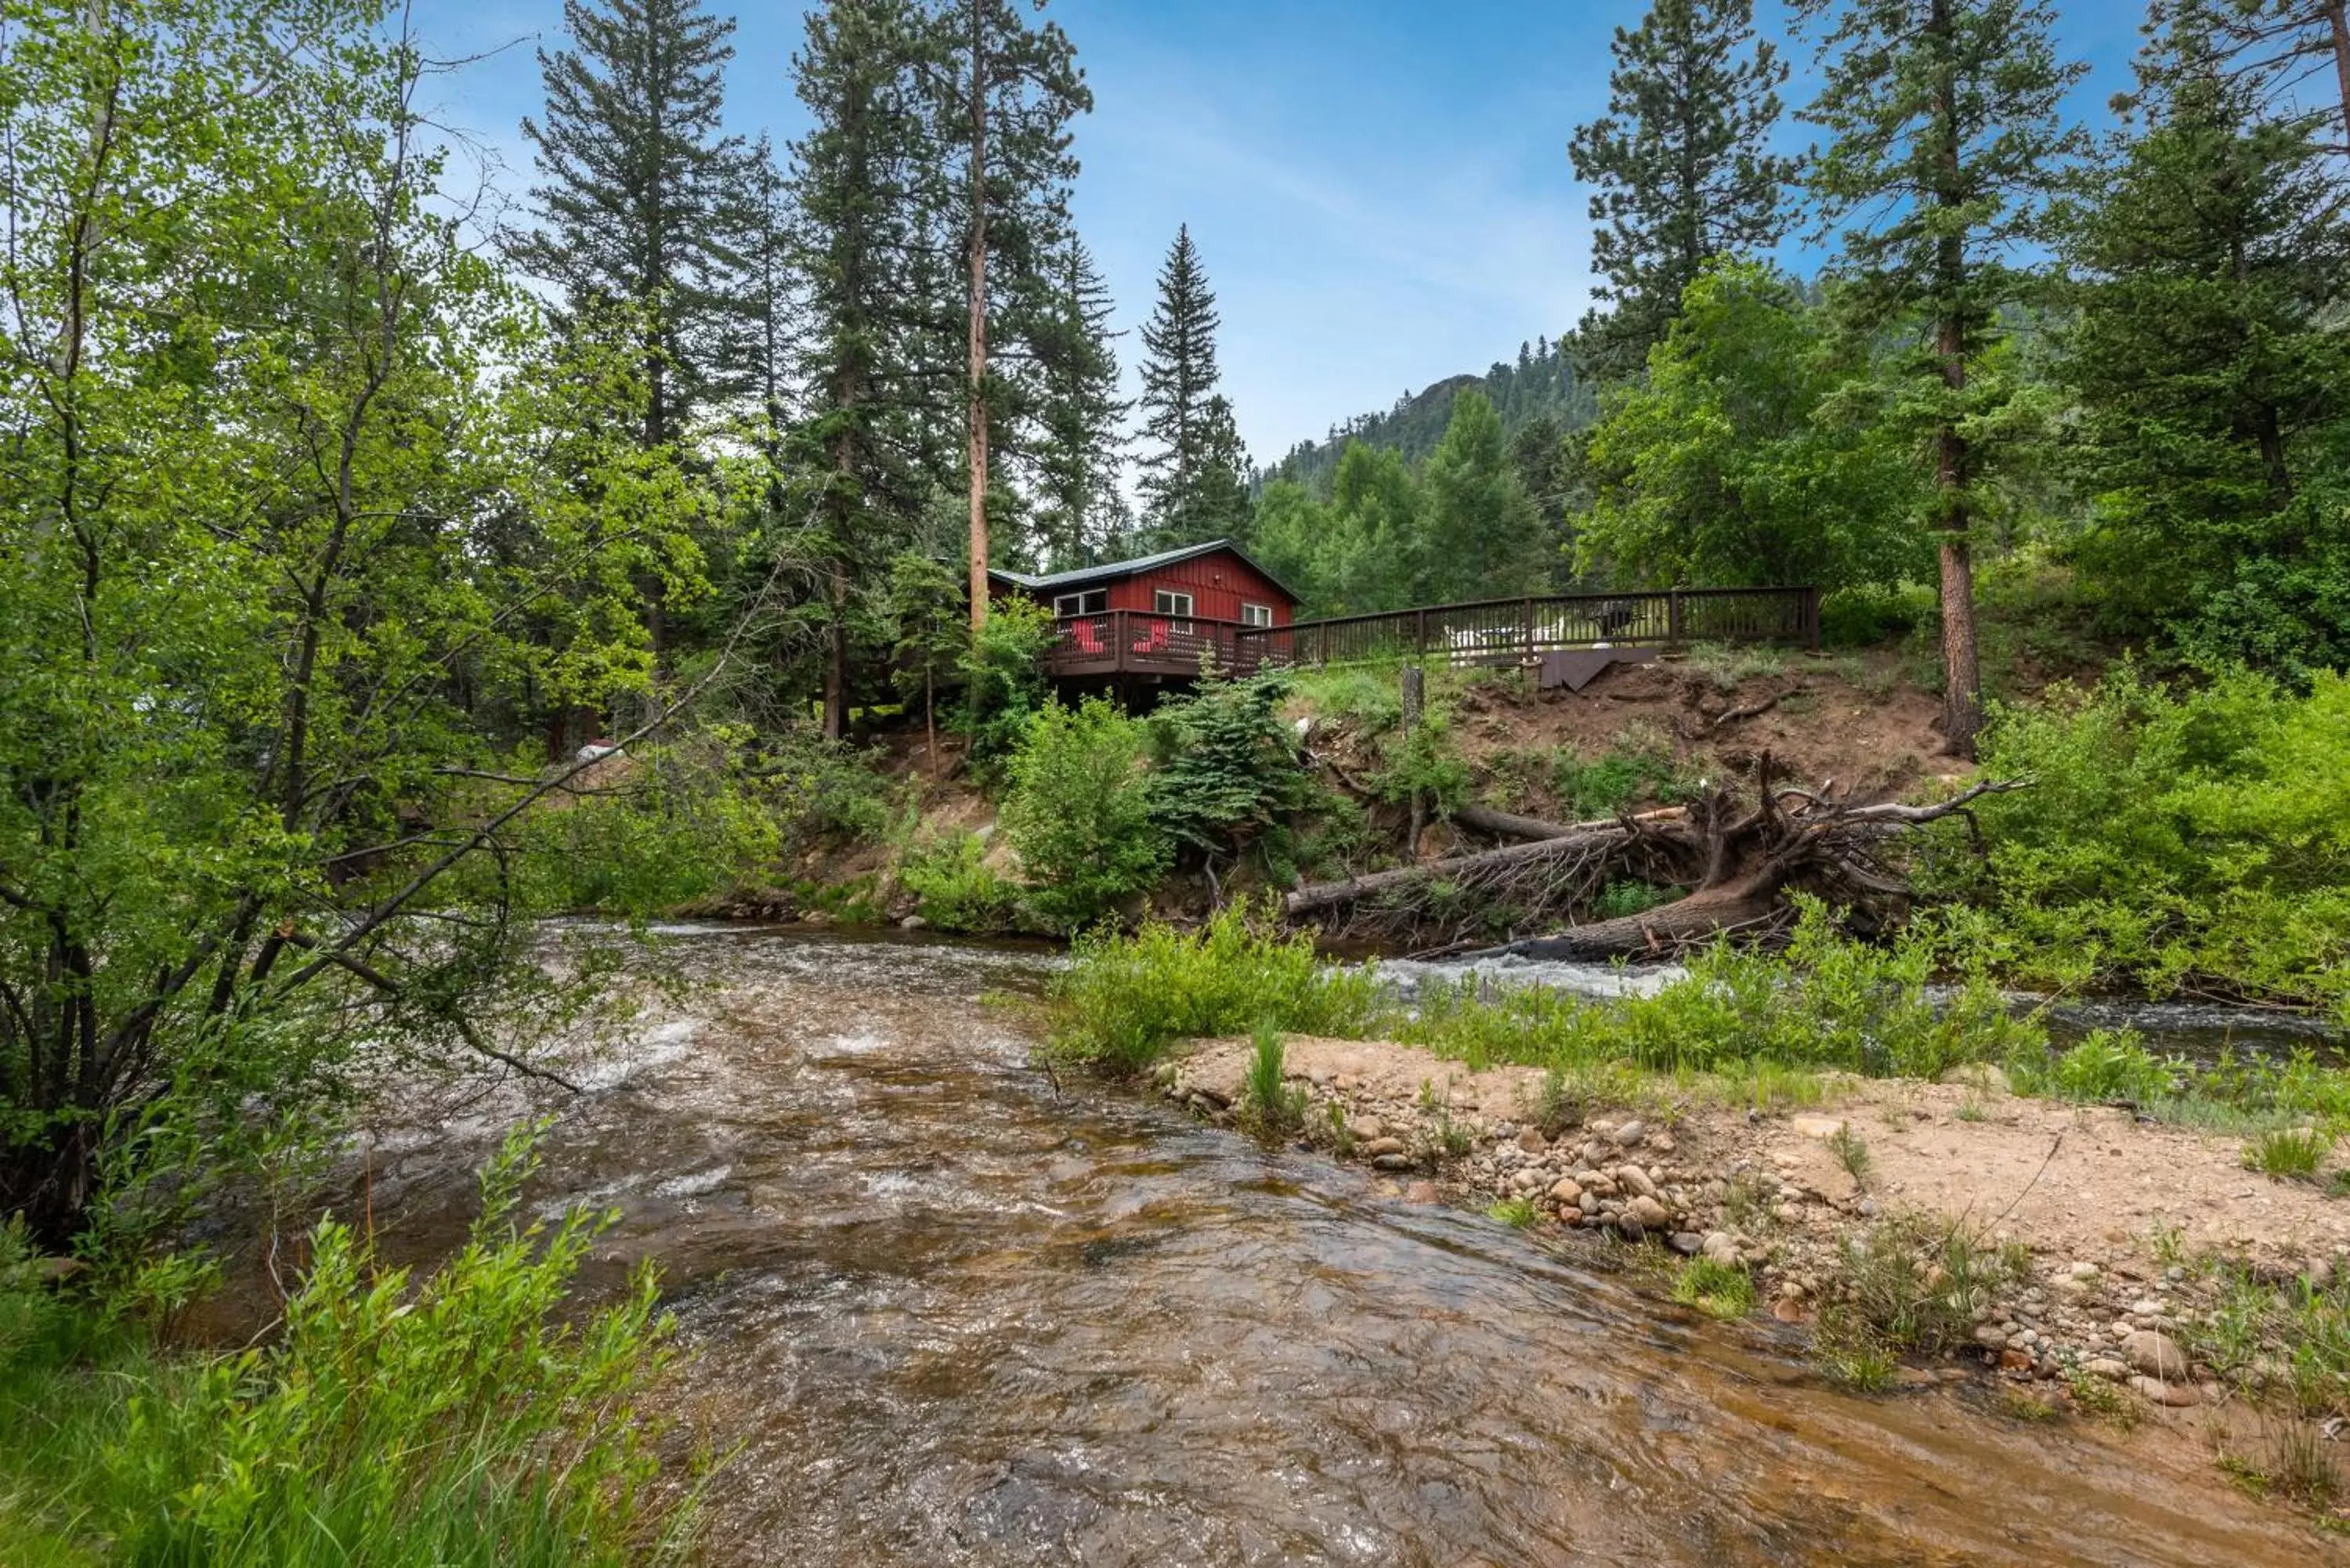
[1239,602,1274,627]
[1052,588,1108,618]
[1152,590,1194,617]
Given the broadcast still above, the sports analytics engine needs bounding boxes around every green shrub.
[1238,1021,1310,1137]
[1047,901,1385,1072]
[0,1129,691,1566]
[502,735,782,913]
[1821,1213,2021,1363]
[897,832,1024,934]
[1144,672,1313,865]
[1549,746,1682,818]
[1488,1196,1540,1229]
[1000,696,1170,933]
[2006,1029,2178,1104]
[1588,879,1679,920]
[1932,667,2350,1014]
[960,598,1058,772]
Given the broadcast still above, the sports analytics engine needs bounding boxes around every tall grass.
[0,1127,693,1566]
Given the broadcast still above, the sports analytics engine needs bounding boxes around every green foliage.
[1933,667,2350,1013]
[0,0,714,1244]
[2188,1259,2350,1422]
[2005,1029,2178,1104]
[1828,1123,1872,1188]
[1578,264,1927,591]
[2058,0,2350,682]
[1672,1257,1759,1320]
[1133,226,1250,548]
[0,1132,690,1565]
[1047,902,1385,1073]
[1144,673,1313,865]
[1413,390,1550,606]
[501,741,783,914]
[2246,1129,2331,1183]
[1589,880,1681,921]
[897,832,1024,934]
[1546,735,1689,817]
[1000,697,1170,933]
[1820,1213,2023,1362]
[961,598,1061,773]
[1238,1022,1311,1138]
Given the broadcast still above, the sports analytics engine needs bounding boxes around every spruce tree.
[1797,0,2088,757]
[2062,0,2350,674]
[1136,225,1249,549]
[787,0,942,738]
[516,0,749,448]
[1568,0,1799,380]
[1031,237,1130,569]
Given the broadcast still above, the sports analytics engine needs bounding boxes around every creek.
[351,925,2324,1566]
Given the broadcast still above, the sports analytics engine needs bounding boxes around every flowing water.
[353,926,2330,1567]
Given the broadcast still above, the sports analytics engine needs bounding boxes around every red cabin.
[988,539,1300,692]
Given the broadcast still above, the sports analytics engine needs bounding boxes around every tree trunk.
[1284,826,1643,917]
[1928,0,1982,760]
[1401,664,1426,856]
[1476,879,1782,959]
[822,568,850,740]
[2327,1,2350,154]
[965,3,991,632]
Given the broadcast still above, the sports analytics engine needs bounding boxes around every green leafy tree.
[1001,698,1170,931]
[2059,0,2350,677]
[1796,0,2089,757]
[1569,0,1800,379]
[0,0,711,1244]
[1136,225,1250,548]
[1578,264,1927,591]
[1415,389,1550,604]
[515,0,750,449]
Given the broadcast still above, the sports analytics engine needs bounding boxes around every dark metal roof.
[988,538,1301,603]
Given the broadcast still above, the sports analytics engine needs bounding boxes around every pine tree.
[2196,0,2350,155]
[516,0,749,449]
[787,0,943,739]
[1030,237,1129,569]
[2062,0,2350,674]
[1797,0,2088,757]
[728,135,794,489]
[1136,225,1249,549]
[1568,0,1799,380]
[936,0,1090,625]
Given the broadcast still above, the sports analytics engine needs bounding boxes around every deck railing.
[1230,585,1819,671]
[1034,587,1819,679]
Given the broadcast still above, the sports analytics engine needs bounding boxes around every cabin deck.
[1039,586,1820,681]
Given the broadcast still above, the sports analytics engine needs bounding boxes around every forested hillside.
[1257,338,1600,495]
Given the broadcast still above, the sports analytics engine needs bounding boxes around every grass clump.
[0,1128,692,1566]
[1828,1124,1872,1189]
[2244,1128,2331,1182]
[1815,1213,2023,1381]
[1671,1258,1757,1320]
[1238,1022,1311,1139]
[1047,901,1384,1073]
[2063,1365,2142,1429]
[1488,1196,1540,1229]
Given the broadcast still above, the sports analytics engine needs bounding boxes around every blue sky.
[407,0,2147,462]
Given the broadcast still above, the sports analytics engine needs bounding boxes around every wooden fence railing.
[1230,586,1819,672]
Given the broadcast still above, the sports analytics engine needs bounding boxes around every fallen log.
[1282,826,1634,918]
[1450,802,1667,843]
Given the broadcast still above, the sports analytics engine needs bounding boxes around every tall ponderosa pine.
[1797,0,2087,757]
[2062,0,2350,675]
[1568,0,1799,379]
[1136,225,1249,549]
[1031,237,1130,568]
[518,0,748,448]
[788,0,942,738]
[2198,0,2350,154]
[938,0,1089,625]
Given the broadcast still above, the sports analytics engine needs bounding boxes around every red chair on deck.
[1070,620,1104,656]
[1131,620,1170,656]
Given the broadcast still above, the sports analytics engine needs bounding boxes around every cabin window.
[1152,590,1194,618]
[1239,602,1274,627]
[1052,589,1107,618]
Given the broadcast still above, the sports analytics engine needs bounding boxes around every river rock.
[1790,1114,1848,1140]
[1668,1231,1703,1256]
[1372,1153,1415,1172]
[1649,1131,1676,1155]
[1361,1136,1406,1158]
[1615,1165,1658,1201]
[1403,1180,1443,1205]
[2120,1329,2190,1380]
[1550,1177,1584,1205]
[1611,1118,1647,1148]
[1352,1115,1385,1140]
[2128,1375,2200,1407]
[1973,1323,2011,1349]
[1517,1127,1549,1154]
[1627,1194,1672,1231]
[1701,1230,1741,1269]
[2084,1357,2131,1382]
